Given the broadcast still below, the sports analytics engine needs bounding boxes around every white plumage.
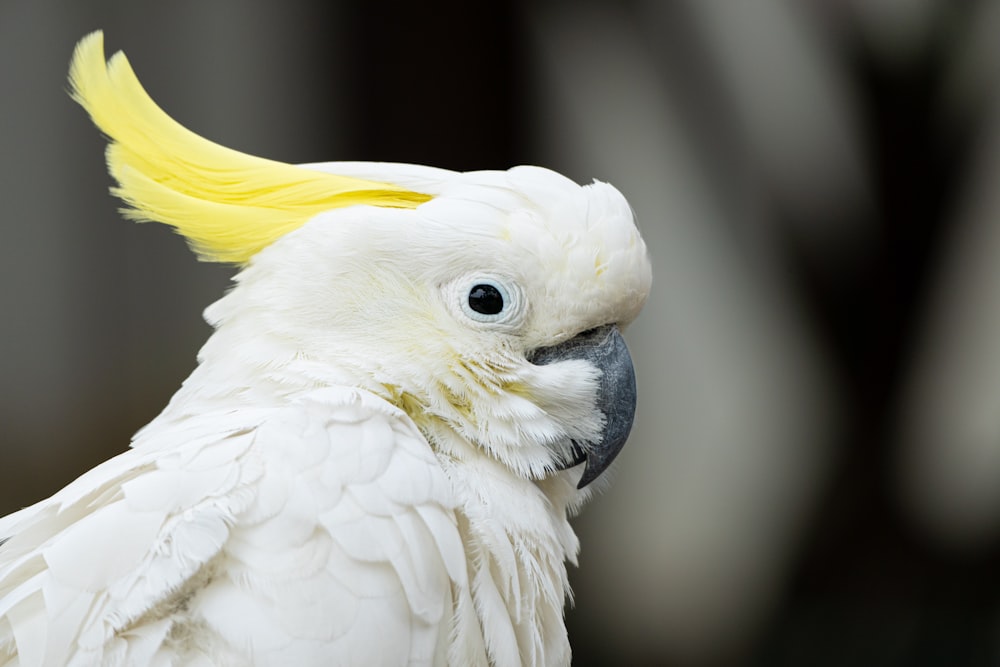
[0,32,651,666]
[1,390,465,666]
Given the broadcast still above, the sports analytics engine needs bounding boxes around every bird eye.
[456,276,523,326]
[468,283,505,315]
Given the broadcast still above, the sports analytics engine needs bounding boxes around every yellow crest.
[69,31,432,264]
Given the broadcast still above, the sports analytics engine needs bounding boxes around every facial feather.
[181,165,648,487]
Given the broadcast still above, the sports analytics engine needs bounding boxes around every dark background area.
[2,1,1000,665]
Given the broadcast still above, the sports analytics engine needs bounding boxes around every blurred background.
[3,1,1000,664]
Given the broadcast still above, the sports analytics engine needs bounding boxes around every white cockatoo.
[0,32,651,666]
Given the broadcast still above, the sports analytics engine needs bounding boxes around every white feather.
[0,389,464,665]
[2,156,651,665]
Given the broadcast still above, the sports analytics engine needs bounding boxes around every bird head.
[70,32,651,492]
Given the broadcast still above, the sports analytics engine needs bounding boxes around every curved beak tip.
[532,326,638,489]
[577,335,636,487]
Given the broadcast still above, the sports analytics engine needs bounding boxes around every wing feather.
[0,387,466,664]
[0,426,257,664]
[194,388,463,664]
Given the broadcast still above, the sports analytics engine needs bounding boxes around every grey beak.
[529,325,637,488]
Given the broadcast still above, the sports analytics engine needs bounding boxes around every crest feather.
[69,31,432,264]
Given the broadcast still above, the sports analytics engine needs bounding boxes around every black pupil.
[468,284,504,315]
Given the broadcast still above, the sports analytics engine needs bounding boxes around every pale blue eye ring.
[457,277,523,326]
